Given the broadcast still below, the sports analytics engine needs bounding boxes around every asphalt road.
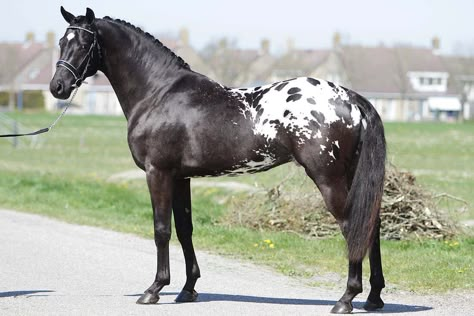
[0,209,472,315]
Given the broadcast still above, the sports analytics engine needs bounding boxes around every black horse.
[50,7,386,314]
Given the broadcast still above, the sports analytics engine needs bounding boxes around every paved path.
[0,209,472,315]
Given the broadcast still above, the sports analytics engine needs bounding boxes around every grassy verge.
[1,113,473,292]
[384,122,474,220]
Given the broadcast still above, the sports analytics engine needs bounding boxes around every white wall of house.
[87,90,122,115]
[407,71,449,93]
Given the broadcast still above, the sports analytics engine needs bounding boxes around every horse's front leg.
[137,166,173,304]
[173,178,200,303]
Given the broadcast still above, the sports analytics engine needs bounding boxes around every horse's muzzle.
[50,78,72,100]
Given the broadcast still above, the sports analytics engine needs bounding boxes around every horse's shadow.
[0,290,55,298]
[127,292,432,313]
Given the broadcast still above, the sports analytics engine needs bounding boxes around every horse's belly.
[181,140,292,178]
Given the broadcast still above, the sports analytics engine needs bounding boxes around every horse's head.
[50,7,101,99]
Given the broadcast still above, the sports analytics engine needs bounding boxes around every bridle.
[56,26,100,88]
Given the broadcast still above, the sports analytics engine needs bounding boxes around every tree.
[201,38,248,86]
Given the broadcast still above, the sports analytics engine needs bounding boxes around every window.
[409,71,448,93]
[419,77,442,86]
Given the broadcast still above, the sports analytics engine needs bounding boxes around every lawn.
[385,122,474,220]
[0,112,473,292]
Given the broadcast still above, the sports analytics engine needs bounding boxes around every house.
[201,37,262,87]
[312,36,464,121]
[441,55,474,120]
[234,34,470,121]
[0,33,55,110]
[232,39,277,87]
[268,39,330,84]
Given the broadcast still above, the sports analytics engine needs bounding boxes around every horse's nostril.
[56,80,63,94]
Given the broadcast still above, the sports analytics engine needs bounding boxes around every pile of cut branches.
[380,166,458,239]
[223,165,459,240]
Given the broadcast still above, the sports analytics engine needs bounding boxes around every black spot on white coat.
[286,94,302,102]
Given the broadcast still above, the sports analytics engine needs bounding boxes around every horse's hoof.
[364,298,384,311]
[136,292,160,304]
[175,289,198,303]
[330,301,353,314]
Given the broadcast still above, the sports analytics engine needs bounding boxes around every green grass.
[384,122,474,220]
[0,112,473,293]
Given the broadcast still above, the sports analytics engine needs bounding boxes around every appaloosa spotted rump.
[50,7,386,314]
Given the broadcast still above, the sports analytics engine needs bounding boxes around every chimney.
[286,37,295,54]
[47,31,55,48]
[218,38,228,51]
[333,32,341,48]
[179,28,189,47]
[260,39,270,55]
[432,36,440,50]
[25,32,35,43]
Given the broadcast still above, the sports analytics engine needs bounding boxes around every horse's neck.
[96,19,187,118]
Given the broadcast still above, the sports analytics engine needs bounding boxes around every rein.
[0,26,98,138]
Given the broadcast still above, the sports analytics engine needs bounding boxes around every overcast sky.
[2,0,473,55]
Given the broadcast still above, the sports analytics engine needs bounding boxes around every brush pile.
[224,165,458,240]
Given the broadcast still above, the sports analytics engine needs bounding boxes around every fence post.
[17,90,23,111]
[12,121,18,148]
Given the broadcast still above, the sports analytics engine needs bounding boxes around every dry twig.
[223,164,459,240]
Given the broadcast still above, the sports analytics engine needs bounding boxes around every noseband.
[56,26,99,88]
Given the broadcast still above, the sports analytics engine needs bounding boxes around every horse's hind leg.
[316,177,364,314]
[364,217,385,311]
[294,151,362,314]
[172,178,201,303]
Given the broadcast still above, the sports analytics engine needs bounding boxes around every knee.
[154,225,171,246]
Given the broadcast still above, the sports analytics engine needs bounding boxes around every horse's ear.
[60,6,75,24]
[85,8,95,24]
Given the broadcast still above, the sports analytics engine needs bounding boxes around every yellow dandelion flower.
[263,239,272,244]
[269,243,275,249]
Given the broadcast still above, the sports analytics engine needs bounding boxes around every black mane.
[102,16,190,70]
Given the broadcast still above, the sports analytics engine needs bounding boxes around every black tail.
[345,94,386,261]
